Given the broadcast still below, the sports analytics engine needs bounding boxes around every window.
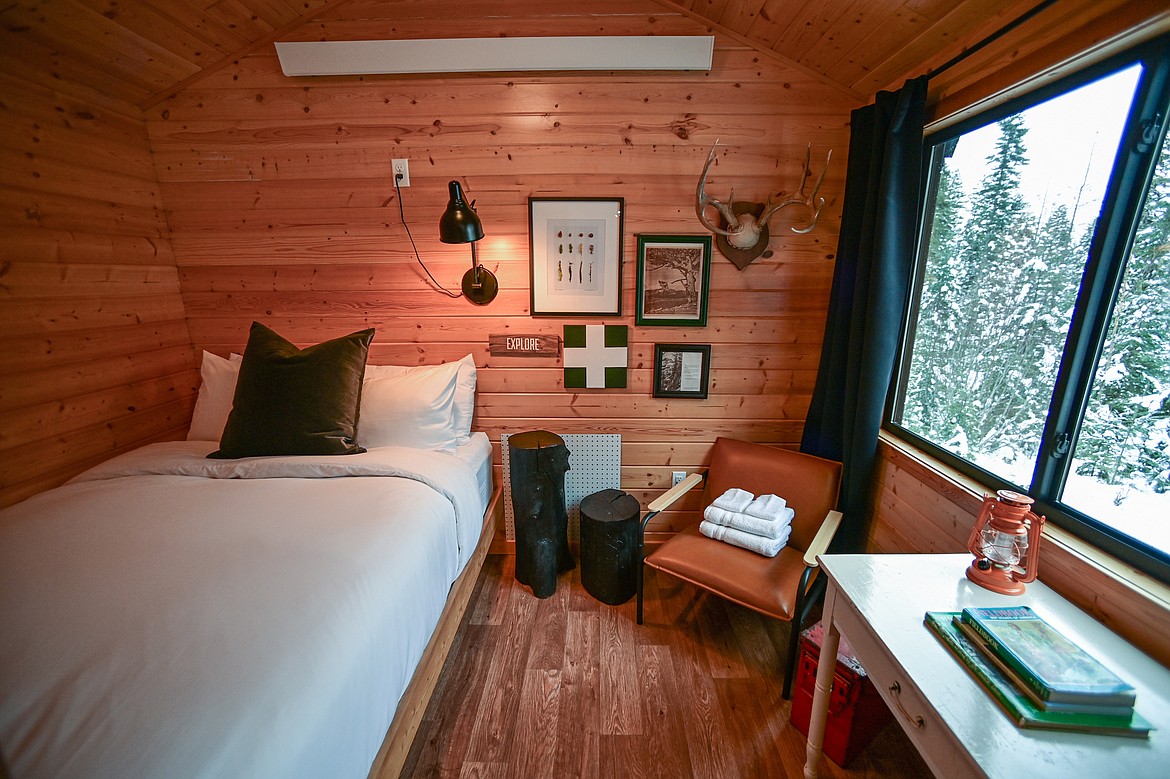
[889,35,1170,582]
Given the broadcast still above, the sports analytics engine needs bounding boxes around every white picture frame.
[529,197,624,316]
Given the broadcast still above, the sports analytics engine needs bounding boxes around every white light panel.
[275,36,714,76]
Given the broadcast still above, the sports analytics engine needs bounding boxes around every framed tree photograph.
[652,343,711,399]
[529,197,624,316]
[636,234,712,327]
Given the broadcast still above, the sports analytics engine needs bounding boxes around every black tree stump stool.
[579,488,641,605]
[508,430,574,598]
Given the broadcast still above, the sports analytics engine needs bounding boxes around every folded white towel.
[711,487,753,513]
[703,504,794,538]
[700,520,792,557]
[745,493,787,520]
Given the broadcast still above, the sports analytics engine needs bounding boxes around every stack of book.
[924,605,1153,737]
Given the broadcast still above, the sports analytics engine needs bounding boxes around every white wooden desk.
[803,554,1170,779]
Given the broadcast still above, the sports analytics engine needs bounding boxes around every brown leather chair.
[637,437,843,699]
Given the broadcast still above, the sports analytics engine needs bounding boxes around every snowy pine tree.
[1075,139,1170,495]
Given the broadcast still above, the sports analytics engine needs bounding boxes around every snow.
[1063,467,1170,554]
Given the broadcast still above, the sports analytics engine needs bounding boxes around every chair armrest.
[647,472,703,512]
[802,510,843,567]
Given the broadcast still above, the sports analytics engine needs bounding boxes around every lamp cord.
[392,175,462,299]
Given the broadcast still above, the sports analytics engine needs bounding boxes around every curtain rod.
[924,0,1061,81]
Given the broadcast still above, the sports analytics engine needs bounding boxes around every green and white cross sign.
[563,324,627,389]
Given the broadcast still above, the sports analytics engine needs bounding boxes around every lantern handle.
[1017,509,1046,584]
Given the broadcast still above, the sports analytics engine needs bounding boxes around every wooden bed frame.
[367,484,502,778]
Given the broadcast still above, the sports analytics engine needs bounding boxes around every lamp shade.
[438,181,484,244]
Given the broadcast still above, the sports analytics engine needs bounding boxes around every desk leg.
[803,582,839,779]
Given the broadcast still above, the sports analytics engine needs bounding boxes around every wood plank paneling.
[148,91,844,125]
[0,1,198,103]
[148,0,856,531]
[0,26,195,508]
[0,0,335,107]
[0,321,194,372]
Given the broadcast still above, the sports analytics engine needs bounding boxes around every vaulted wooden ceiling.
[1,0,1038,109]
[661,0,1046,98]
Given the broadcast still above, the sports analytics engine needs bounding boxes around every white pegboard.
[501,433,621,542]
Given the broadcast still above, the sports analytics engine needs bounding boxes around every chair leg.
[781,626,800,697]
[636,561,644,624]
[637,510,655,626]
[782,571,828,700]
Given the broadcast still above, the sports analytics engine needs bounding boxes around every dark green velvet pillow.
[209,322,375,459]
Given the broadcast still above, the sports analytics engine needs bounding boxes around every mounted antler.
[758,144,832,234]
[696,141,754,247]
[696,140,832,268]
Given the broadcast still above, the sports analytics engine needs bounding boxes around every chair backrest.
[700,437,842,552]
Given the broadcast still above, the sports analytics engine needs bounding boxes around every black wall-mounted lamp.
[438,180,498,305]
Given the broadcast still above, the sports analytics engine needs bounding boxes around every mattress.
[456,430,494,511]
[0,440,490,779]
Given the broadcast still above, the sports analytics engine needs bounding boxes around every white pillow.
[186,351,242,441]
[451,354,476,438]
[360,355,477,450]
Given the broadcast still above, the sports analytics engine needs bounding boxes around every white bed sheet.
[0,441,488,779]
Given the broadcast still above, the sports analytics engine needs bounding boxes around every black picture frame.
[652,343,711,399]
[636,234,712,327]
[529,197,624,316]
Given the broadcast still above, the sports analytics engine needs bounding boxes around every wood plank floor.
[401,554,935,778]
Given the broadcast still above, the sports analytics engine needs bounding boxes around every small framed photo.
[653,343,711,399]
[529,197,624,316]
[636,234,712,327]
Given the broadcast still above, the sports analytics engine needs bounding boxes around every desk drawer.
[832,601,985,778]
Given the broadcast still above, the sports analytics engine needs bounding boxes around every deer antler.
[695,140,741,239]
[695,140,833,265]
[758,144,833,234]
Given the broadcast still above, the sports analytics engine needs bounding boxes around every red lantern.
[965,489,1046,595]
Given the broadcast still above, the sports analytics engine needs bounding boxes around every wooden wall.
[145,0,857,543]
[866,2,1170,666]
[0,20,197,509]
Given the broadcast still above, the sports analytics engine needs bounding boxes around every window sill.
[878,429,1170,664]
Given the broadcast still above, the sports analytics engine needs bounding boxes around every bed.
[0,325,497,779]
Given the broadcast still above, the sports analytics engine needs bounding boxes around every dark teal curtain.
[801,77,928,551]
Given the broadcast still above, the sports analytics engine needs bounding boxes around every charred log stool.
[508,430,574,598]
[579,489,640,605]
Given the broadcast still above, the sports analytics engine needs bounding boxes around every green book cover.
[924,611,1152,738]
[952,619,1136,717]
[960,606,1136,706]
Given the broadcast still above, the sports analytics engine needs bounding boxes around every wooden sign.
[489,334,560,357]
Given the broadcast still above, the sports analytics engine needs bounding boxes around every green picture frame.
[635,234,712,327]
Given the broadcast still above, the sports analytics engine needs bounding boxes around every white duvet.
[0,441,484,779]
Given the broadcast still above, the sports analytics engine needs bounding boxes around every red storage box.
[790,621,893,767]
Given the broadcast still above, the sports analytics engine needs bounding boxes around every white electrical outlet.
[672,471,686,486]
[391,158,410,187]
